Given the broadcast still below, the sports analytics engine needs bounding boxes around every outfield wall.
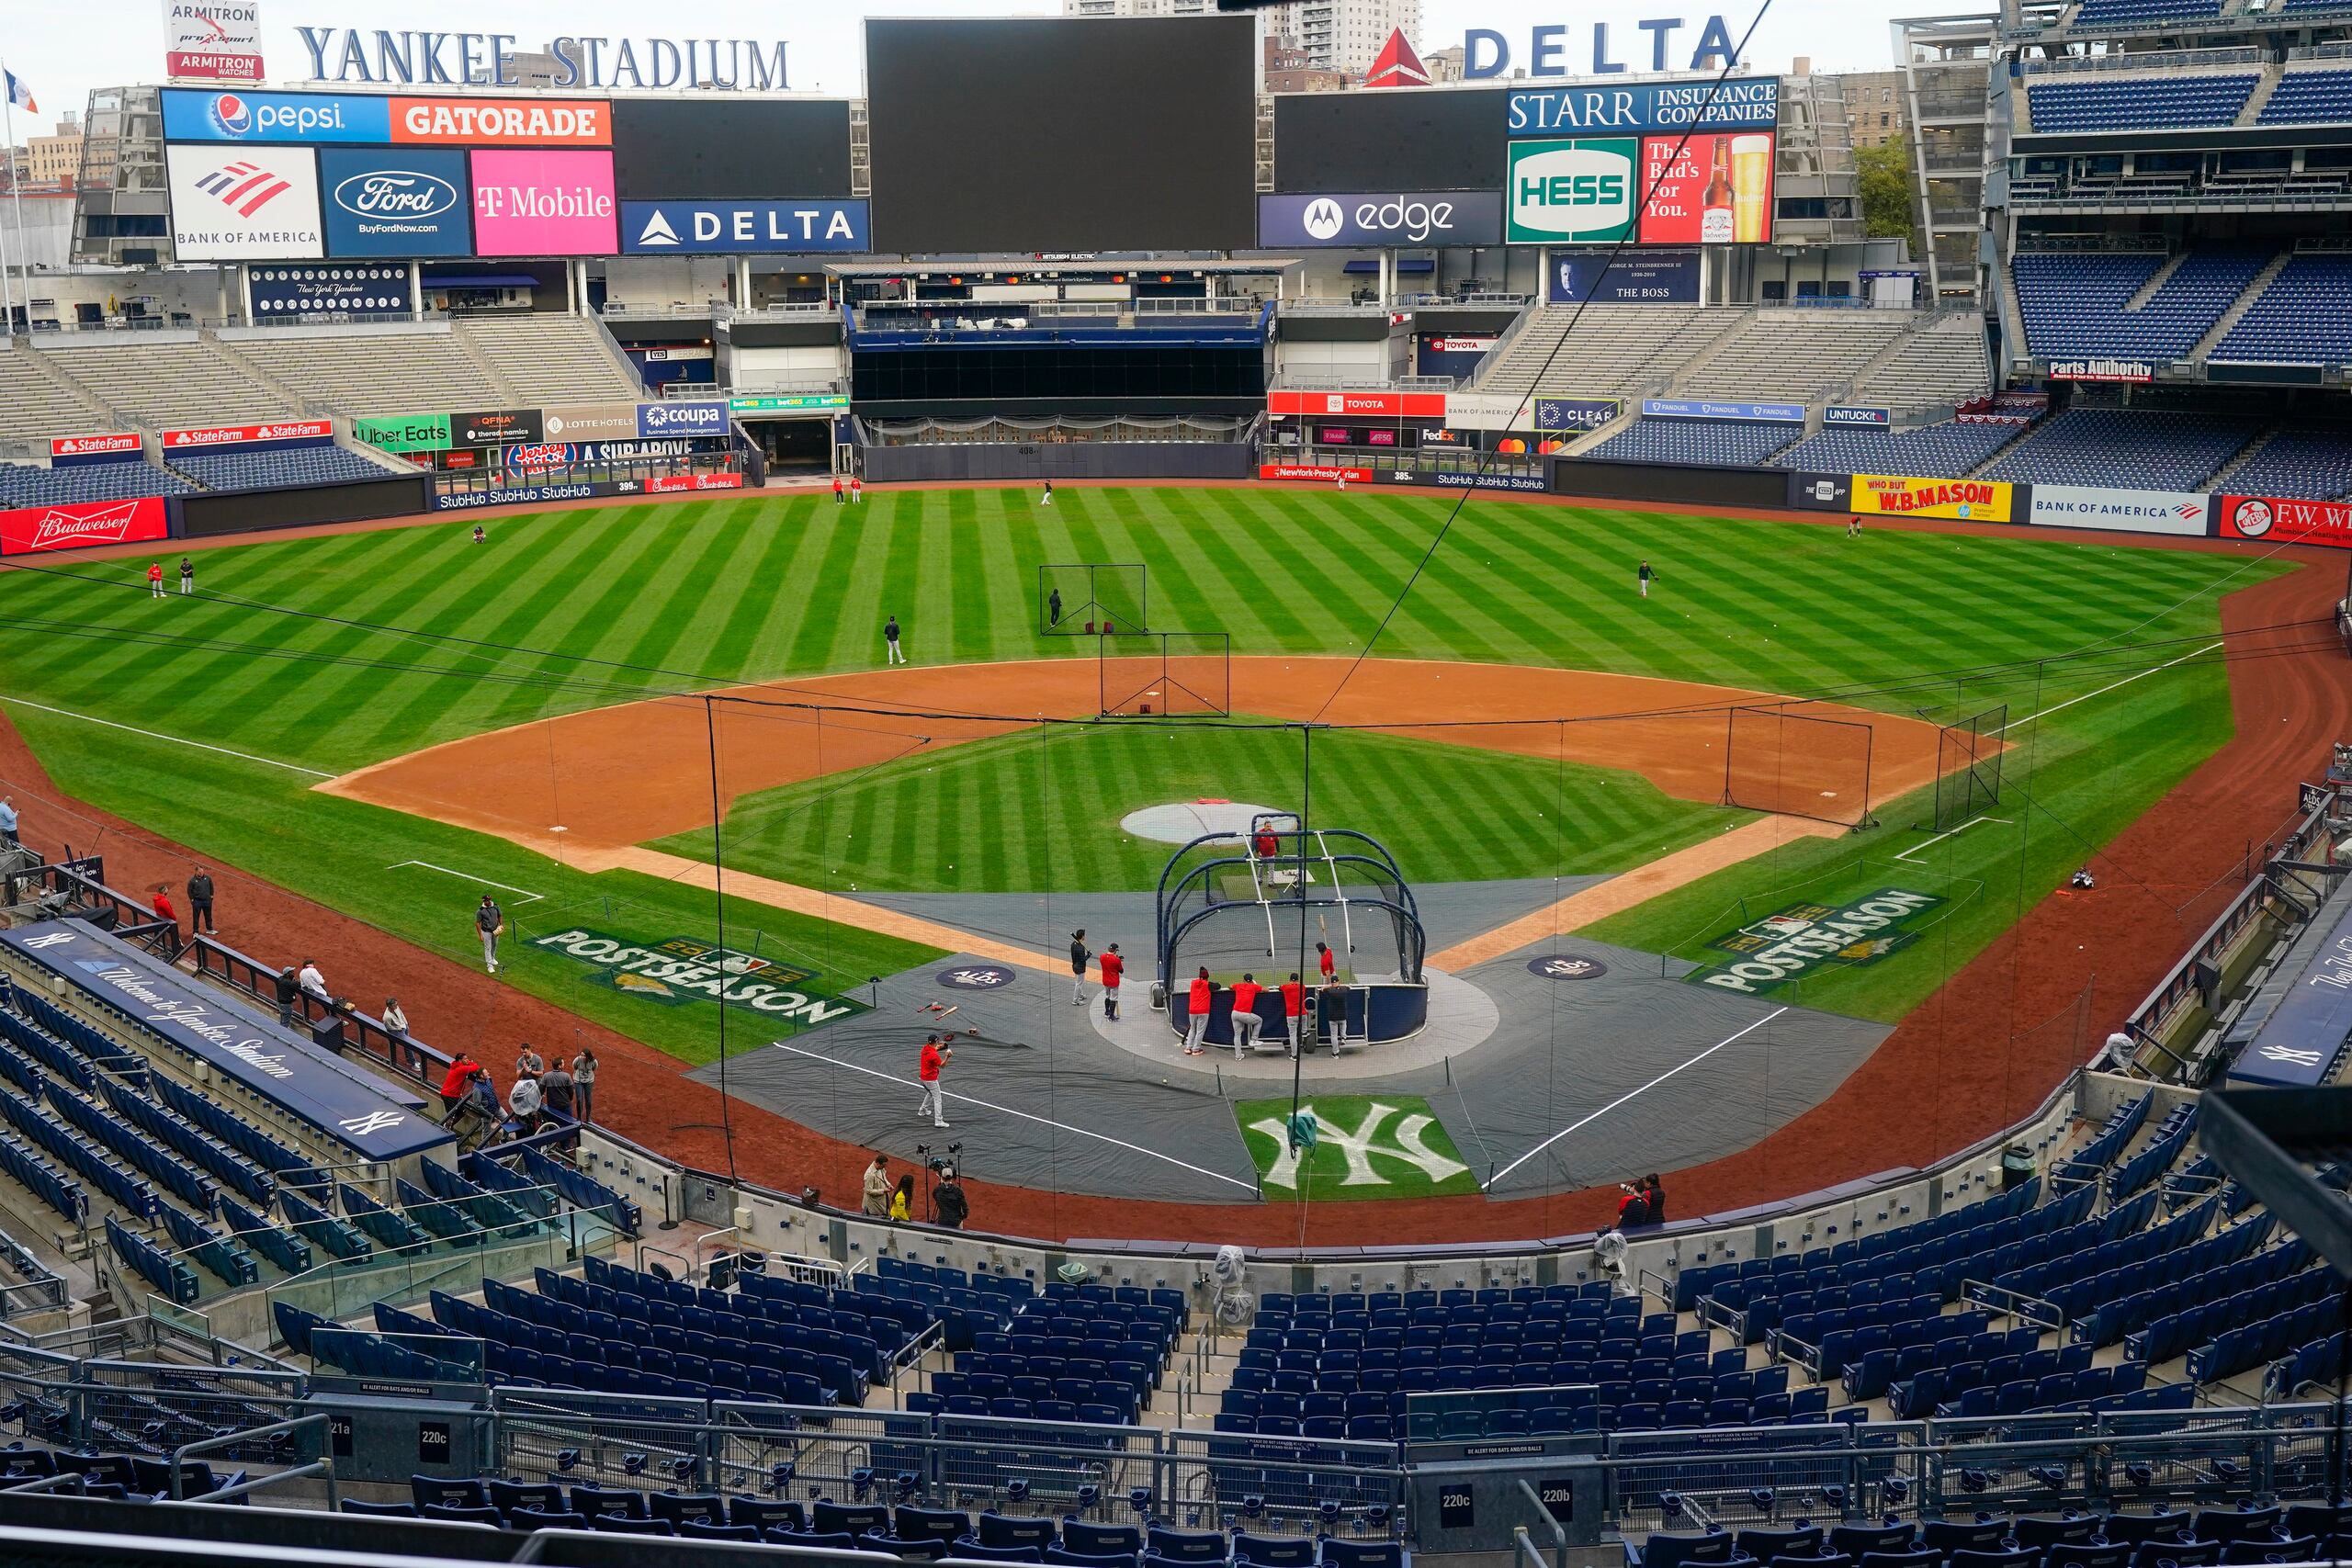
[176,475,434,539]
[863,441,1255,484]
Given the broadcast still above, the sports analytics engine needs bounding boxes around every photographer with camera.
[933,1166,970,1229]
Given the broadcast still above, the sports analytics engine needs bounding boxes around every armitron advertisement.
[0,498,172,557]
[165,2,265,82]
[2217,494,2352,548]
[1850,474,2015,522]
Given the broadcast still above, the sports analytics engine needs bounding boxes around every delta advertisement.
[1549,247,1701,304]
[0,497,172,558]
[620,199,869,254]
[165,143,324,260]
[469,149,616,255]
[1850,474,2016,522]
[2217,494,2352,548]
[2028,485,2209,537]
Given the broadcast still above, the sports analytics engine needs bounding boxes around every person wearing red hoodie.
[1182,967,1214,1056]
[1279,973,1306,1059]
[917,1033,952,1127]
[439,1054,482,1109]
[1229,974,1264,1058]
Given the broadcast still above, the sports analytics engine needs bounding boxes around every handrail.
[1515,1478,1568,1568]
[170,1412,334,1507]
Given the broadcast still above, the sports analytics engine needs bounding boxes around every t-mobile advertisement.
[469,149,617,256]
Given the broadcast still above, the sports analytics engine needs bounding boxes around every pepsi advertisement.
[319,148,472,257]
[1549,247,1702,305]
[163,87,392,143]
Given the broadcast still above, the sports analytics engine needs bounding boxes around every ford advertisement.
[319,148,472,257]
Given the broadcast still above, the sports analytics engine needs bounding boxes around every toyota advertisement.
[469,149,616,256]
[1,498,172,558]
[165,143,324,259]
[1257,191,1504,249]
[319,148,473,256]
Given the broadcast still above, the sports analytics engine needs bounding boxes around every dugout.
[1155,816,1430,1050]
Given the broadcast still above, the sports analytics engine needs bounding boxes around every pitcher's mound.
[1120,799,1283,844]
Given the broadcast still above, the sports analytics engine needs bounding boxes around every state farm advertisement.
[1267,389,1447,420]
[1261,465,1375,484]
[162,419,332,448]
[470,149,616,256]
[2217,494,2352,549]
[1,498,171,557]
[643,471,747,493]
[391,96,609,146]
[51,433,143,460]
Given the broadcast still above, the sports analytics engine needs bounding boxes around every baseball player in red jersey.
[1280,973,1306,1059]
[1229,973,1264,1058]
[1317,941,1336,981]
[1099,942,1125,1020]
[1183,967,1214,1055]
[916,1033,951,1127]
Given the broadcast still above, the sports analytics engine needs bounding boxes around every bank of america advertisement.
[165,143,323,260]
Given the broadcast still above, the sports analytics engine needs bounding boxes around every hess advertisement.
[469,149,616,256]
[1507,139,1637,244]
[165,144,323,260]
[1636,133,1774,244]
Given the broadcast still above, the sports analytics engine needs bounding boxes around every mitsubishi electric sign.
[1257,191,1504,248]
[620,199,870,254]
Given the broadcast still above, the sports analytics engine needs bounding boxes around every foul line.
[389,860,545,903]
[1485,1006,1791,1189]
[1996,640,2223,736]
[768,1042,1261,1193]
[1894,816,2013,863]
[0,694,333,779]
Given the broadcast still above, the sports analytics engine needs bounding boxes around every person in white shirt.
[381,998,409,1036]
[297,959,329,1004]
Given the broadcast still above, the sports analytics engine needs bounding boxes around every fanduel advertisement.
[319,147,471,256]
[1507,139,1636,243]
[165,144,323,259]
[620,199,869,254]
[163,87,390,142]
[469,149,616,255]
[248,263,413,317]
[1256,191,1504,248]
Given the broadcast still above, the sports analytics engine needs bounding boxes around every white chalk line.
[1894,816,2014,863]
[0,694,332,779]
[388,860,545,903]
[1995,640,2223,736]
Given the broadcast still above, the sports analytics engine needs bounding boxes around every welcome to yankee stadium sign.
[1686,889,1942,994]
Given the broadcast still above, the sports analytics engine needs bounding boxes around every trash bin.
[2000,1144,2036,1190]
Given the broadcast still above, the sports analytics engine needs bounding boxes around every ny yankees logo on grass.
[1234,1096,1480,1200]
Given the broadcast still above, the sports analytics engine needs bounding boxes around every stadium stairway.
[0,342,120,444]
[2188,252,2295,360]
[452,314,645,406]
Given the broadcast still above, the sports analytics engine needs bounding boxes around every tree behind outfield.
[1857,135,1918,240]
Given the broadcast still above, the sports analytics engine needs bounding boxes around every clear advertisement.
[2217,494,2352,548]
[1636,132,1773,244]
[248,262,413,318]
[1535,397,1623,432]
[1549,247,1701,304]
[1851,474,2014,522]
[0,498,171,557]
[1507,139,1638,244]
[2028,485,2209,537]
[166,144,324,259]
[619,199,870,254]
[392,96,610,146]
[162,87,389,142]
[1506,77,1780,135]
[164,2,265,82]
[1255,191,1504,249]
[469,149,616,256]
[318,148,471,257]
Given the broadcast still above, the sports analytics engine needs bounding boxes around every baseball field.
[0,484,2276,1071]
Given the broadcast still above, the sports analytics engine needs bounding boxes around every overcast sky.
[3,0,1946,136]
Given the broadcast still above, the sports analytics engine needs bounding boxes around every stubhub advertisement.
[320,147,471,257]
[163,87,391,143]
[470,148,616,256]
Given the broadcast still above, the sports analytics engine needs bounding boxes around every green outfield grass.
[0,487,2284,1050]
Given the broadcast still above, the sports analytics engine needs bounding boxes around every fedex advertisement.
[162,88,390,143]
[1,498,171,558]
[469,149,616,256]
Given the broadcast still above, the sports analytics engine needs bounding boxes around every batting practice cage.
[1040,563,1148,637]
[1099,631,1232,716]
[1932,705,2008,832]
[1721,704,1878,828]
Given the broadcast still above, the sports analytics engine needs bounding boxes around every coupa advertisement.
[529,929,865,1028]
[1850,474,2015,522]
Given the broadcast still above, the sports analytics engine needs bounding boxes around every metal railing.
[187,933,451,1091]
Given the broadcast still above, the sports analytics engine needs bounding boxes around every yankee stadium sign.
[293,27,789,90]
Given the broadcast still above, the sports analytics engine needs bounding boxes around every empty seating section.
[1580,419,1799,466]
[37,341,294,429]
[455,314,642,404]
[1770,422,2024,479]
[1673,312,1918,401]
[166,446,390,492]
[2258,68,2352,124]
[1468,307,1747,400]
[0,459,191,506]
[1848,314,1993,411]
[2069,0,2226,24]
[2056,1092,2154,1187]
[2212,254,2352,367]
[1632,1506,2346,1568]
[0,347,113,442]
[2014,250,2274,364]
[2221,430,2352,502]
[927,1273,1184,1428]
[2025,73,2255,132]
[232,330,504,413]
[1982,409,2261,490]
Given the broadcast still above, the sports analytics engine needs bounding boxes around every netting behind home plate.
[1722,705,1876,828]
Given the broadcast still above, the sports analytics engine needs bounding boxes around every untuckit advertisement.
[2029,485,2210,537]
[1,498,171,557]
[2217,494,2352,548]
[1851,474,2014,522]
[1636,131,1773,244]
[1507,138,1638,243]
[392,96,610,145]
[166,144,323,260]
[318,147,471,256]
[469,149,616,256]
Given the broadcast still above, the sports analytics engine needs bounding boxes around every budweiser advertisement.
[1260,464,1377,484]
[0,498,172,558]
[162,420,333,449]
[1267,389,1448,420]
[2217,494,2352,548]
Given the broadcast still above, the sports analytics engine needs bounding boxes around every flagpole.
[0,64,28,336]
[0,66,16,335]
